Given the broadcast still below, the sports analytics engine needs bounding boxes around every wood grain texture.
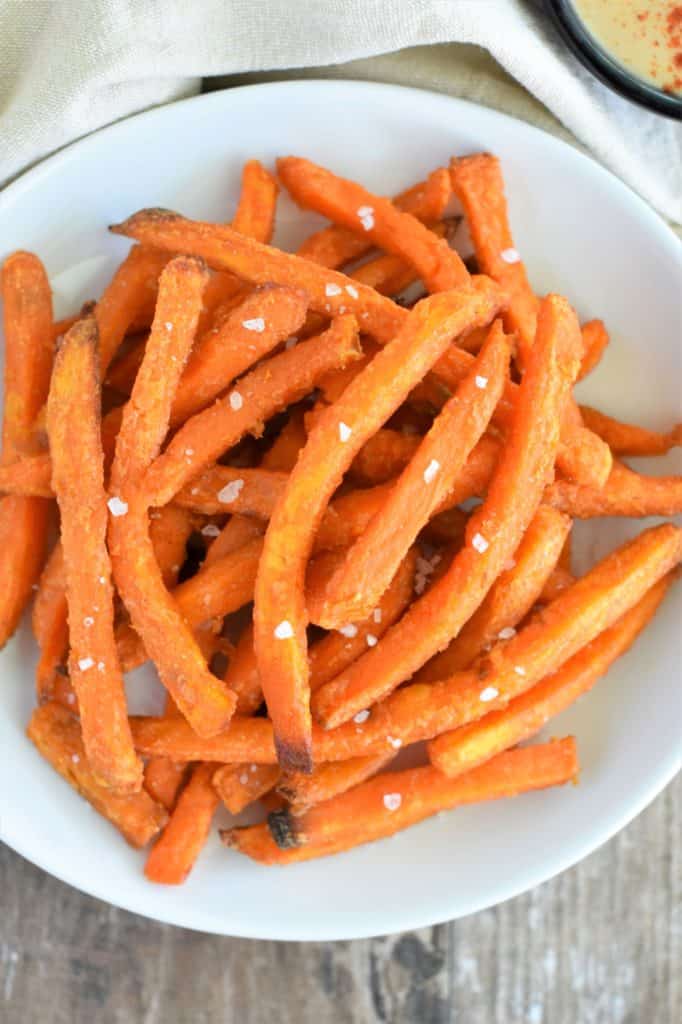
[1,774,678,1024]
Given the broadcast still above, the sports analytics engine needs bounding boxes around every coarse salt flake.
[339,623,358,638]
[239,773,249,785]
[475,375,488,390]
[97,661,105,672]
[354,710,370,724]
[479,686,499,702]
[185,448,194,457]
[229,391,243,411]
[78,657,94,671]
[274,620,294,640]
[338,421,352,443]
[514,665,526,676]
[71,754,80,764]
[164,321,173,331]
[98,576,106,585]
[501,248,521,264]
[107,496,128,517]
[83,616,94,628]
[423,459,440,484]
[472,532,489,554]
[201,524,221,538]
[366,633,378,647]
[250,764,258,773]
[357,205,375,230]
[345,284,359,299]
[242,317,265,332]
[387,736,402,749]
[325,282,342,297]
[498,626,516,640]
[217,479,244,504]
[383,793,402,812]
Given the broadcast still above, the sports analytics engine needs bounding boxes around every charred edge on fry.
[267,809,302,849]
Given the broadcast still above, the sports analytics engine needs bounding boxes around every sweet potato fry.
[108,258,237,738]
[278,157,467,292]
[110,257,209,490]
[28,703,166,846]
[169,285,308,426]
[547,460,682,518]
[203,515,265,565]
[254,281,503,770]
[32,542,68,702]
[0,452,52,496]
[47,317,142,792]
[278,752,396,817]
[349,429,421,485]
[1,251,54,455]
[578,320,609,380]
[312,295,582,729]
[231,160,279,243]
[226,739,577,861]
[130,714,277,763]
[417,506,571,682]
[148,504,195,589]
[111,209,407,344]
[449,154,538,363]
[213,763,280,814]
[0,252,54,644]
[143,755,189,812]
[144,763,220,884]
[95,245,169,374]
[296,167,451,267]
[104,334,147,395]
[316,321,511,627]
[348,252,421,297]
[579,405,681,457]
[142,315,362,508]
[174,466,289,517]
[428,574,674,777]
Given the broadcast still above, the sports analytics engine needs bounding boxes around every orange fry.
[111,209,406,344]
[296,166,451,267]
[231,159,279,243]
[312,294,582,729]
[417,506,571,682]
[148,504,195,589]
[547,460,682,518]
[32,542,68,702]
[428,574,674,777]
[579,405,681,457]
[143,754,189,813]
[108,257,237,738]
[174,466,289,517]
[578,320,609,380]
[213,763,281,814]
[130,714,277,764]
[316,321,511,627]
[169,284,308,426]
[144,763,220,884]
[278,752,396,817]
[226,739,577,862]
[0,453,52,497]
[96,245,169,374]
[28,703,167,847]
[254,281,502,771]
[47,317,142,792]
[278,156,467,292]
[142,315,361,508]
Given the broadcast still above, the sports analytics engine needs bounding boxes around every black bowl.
[544,0,682,120]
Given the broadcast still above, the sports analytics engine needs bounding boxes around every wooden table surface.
[1,772,678,1024]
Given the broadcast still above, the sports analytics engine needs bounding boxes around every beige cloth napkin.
[1,1,680,224]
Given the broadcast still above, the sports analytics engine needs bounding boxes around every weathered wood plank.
[1,774,679,1024]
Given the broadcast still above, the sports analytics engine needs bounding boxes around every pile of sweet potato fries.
[1,154,680,882]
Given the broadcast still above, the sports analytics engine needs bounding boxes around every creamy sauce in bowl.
[572,1,682,94]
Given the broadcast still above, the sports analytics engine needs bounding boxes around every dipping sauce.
[573,1,682,94]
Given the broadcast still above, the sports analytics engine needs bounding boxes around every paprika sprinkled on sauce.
[573,1,682,94]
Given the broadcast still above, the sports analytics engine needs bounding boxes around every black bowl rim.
[544,0,682,120]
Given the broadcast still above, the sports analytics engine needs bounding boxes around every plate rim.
[0,78,679,940]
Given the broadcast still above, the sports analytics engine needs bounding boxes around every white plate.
[1,81,680,941]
